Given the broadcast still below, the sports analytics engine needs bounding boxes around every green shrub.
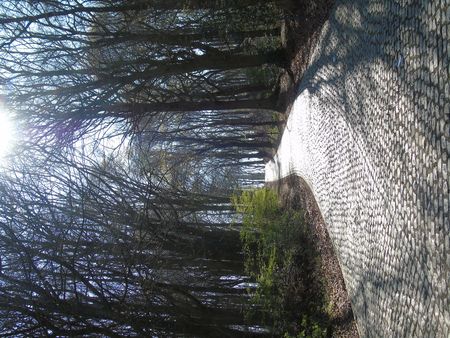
[232,188,329,336]
[283,315,328,338]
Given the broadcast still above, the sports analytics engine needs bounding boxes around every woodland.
[0,1,295,336]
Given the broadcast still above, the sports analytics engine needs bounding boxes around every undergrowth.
[232,188,330,337]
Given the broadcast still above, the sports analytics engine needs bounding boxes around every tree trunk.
[97,97,279,117]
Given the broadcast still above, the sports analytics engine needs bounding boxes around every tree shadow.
[286,0,449,335]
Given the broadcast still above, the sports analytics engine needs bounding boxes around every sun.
[0,108,15,159]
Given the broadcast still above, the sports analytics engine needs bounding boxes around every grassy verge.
[232,188,331,337]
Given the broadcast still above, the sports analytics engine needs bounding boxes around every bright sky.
[0,103,15,160]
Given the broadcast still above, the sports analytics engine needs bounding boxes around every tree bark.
[93,97,279,117]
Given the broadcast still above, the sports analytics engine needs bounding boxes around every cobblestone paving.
[266,0,449,336]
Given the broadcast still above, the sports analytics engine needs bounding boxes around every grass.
[232,188,330,337]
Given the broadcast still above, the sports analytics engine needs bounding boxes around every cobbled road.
[266,0,449,336]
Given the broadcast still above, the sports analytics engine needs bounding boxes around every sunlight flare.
[0,104,15,159]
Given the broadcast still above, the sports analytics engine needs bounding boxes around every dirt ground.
[270,1,360,336]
